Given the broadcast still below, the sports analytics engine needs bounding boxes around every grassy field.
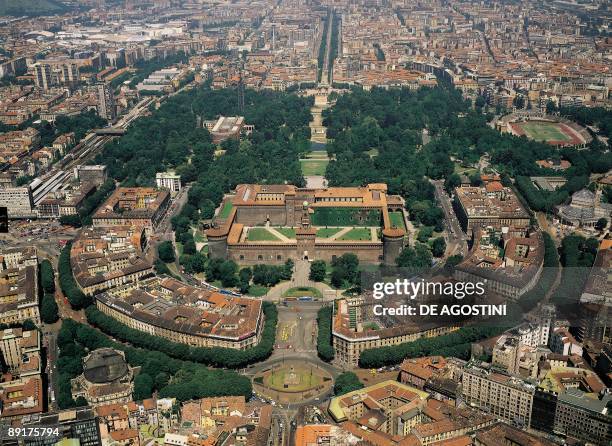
[218,201,234,219]
[264,366,323,392]
[247,228,280,241]
[283,287,323,298]
[388,211,405,230]
[311,208,381,226]
[316,227,342,238]
[275,227,296,239]
[300,159,329,176]
[247,285,269,297]
[519,121,572,142]
[338,227,372,241]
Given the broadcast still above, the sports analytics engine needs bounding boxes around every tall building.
[461,361,535,428]
[22,407,102,446]
[97,83,116,121]
[33,63,52,90]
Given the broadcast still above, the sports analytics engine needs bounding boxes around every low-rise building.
[203,116,254,144]
[96,275,264,350]
[332,296,459,366]
[92,187,170,234]
[454,228,544,299]
[70,226,152,296]
[453,183,530,235]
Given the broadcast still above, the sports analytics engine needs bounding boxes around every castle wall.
[235,205,287,226]
[227,242,384,265]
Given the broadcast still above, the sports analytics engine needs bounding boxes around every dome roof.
[83,348,129,384]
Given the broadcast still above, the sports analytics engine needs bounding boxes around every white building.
[0,186,35,218]
[155,171,181,196]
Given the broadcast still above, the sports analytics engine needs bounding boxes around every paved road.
[431,179,468,258]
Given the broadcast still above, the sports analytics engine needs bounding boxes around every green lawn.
[193,230,207,243]
[283,286,323,298]
[520,121,572,142]
[316,227,342,238]
[247,285,269,297]
[265,367,323,391]
[218,201,234,219]
[388,211,405,230]
[338,227,372,241]
[247,227,280,241]
[300,159,329,176]
[274,227,296,239]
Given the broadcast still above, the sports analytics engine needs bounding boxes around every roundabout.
[253,359,334,405]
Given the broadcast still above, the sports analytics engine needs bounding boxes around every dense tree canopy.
[317,306,335,362]
[334,372,364,396]
[40,259,55,294]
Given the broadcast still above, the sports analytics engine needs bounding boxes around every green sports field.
[518,121,572,142]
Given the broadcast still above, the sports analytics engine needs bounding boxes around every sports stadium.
[497,112,592,148]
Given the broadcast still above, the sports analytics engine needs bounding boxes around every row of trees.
[39,259,59,323]
[316,306,334,361]
[85,302,278,369]
[56,318,252,409]
[358,325,506,368]
[58,243,92,309]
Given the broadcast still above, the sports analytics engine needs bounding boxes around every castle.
[206,183,407,265]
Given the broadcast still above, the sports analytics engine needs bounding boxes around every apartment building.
[461,361,535,428]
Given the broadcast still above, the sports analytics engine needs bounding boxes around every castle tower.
[296,201,316,260]
[382,228,405,265]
